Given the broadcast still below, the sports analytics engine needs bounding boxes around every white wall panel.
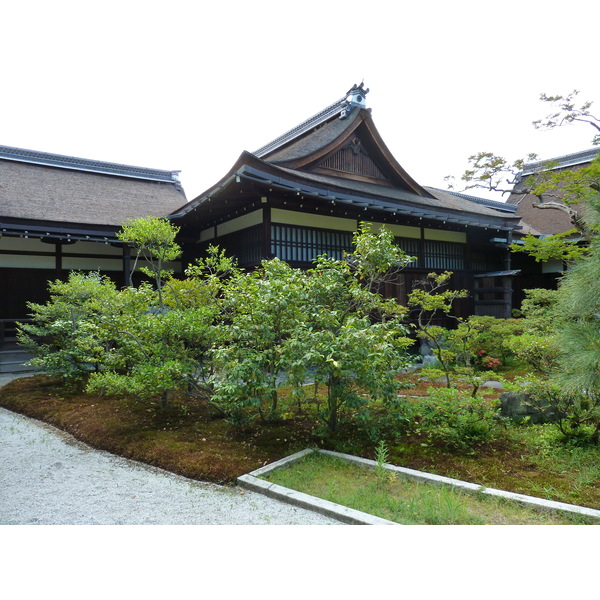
[271,209,357,232]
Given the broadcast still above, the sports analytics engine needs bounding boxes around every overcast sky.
[3,0,598,203]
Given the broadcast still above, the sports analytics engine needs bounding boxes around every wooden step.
[0,348,36,373]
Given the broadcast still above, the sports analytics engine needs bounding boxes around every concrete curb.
[320,449,600,520]
[237,449,397,525]
[238,448,600,524]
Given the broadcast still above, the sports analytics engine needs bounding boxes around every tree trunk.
[327,377,342,432]
[269,387,278,420]
[161,389,169,410]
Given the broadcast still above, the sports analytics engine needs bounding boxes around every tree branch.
[531,201,591,240]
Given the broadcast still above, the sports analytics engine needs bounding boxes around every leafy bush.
[18,272,123,383]
[514,288,560,334]
[449,315,523,369]
[410,387,502,452]
[210,258,308,423]
[504,333,560,374]
[87,304,221,407]
[85,242,231,409]
[517,376,600,444]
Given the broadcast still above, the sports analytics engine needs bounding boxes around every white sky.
[3,0,598,203]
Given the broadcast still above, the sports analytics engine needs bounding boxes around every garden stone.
[482,380,504,389]
[500,391,561,424]
[421,355,440,368]
[419,339,434,357]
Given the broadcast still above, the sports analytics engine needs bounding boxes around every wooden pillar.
[504,230,513,271]
[122,245,131,287]
[55,241,63,272]
[262,204,271,260]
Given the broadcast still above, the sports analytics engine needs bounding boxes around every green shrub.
[449,315,524,369]
[410,387,501,452]
[514,288,560,334]
[17,272,124,383]
[517,376,600,444]
[504,333,560,374]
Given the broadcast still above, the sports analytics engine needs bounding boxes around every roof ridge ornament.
[340,81,369,119]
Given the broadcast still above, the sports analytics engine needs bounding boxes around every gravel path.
[0,375,339,525]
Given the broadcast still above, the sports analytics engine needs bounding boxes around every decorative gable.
[318,137,388,181]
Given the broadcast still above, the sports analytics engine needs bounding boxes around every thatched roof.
[0,145,187,228]
[507,148,599,236]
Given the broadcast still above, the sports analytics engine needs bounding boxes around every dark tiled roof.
[1,148,187,228]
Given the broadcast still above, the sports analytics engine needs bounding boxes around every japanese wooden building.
[0,145,186,340]
[2,83,524,348]
[169,83,522,318]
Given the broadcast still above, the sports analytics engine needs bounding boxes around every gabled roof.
[173,84,520,232]
[255,83,433,198]
[1,145,187,236]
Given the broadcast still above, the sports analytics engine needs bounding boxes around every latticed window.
[469,250,503,272]
[271,224,353,263]
[216,226,262,266]
[395,237,420,267]
[423,240,464,270]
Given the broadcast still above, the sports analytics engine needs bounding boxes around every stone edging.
[237,448,600,525]
[237,449,397,525]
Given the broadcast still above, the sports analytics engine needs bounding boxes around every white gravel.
[0,376,339,525]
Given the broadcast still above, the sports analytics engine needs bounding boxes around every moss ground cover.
[1,373,600,514]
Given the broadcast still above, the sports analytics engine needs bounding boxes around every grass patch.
[261,452,597,525]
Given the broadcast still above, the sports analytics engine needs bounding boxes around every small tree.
[117,216,181,309]
[407,271,468,388]
[210,258,309,423]
[295,224,414,433]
